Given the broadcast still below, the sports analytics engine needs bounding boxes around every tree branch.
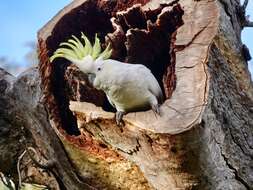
[26,147,56,169]
[17,150,27,188]
[245,20,253,27]
[242,0,248,11]
[240,0,253,27]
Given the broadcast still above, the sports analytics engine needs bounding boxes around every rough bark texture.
[0,0,252,189]
[0,68,95,189]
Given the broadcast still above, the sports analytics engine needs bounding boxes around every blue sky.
[0,1,252,76]
[0,0,71,66]
[242,1,253,76]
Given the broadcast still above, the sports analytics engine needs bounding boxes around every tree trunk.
[0,0,252,189]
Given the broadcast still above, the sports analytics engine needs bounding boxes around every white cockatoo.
[50,33,163,125]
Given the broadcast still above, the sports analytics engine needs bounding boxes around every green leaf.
[20,183,48,190]
[0,172,15,190]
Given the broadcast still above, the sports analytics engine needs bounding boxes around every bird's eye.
[97,67,101,71]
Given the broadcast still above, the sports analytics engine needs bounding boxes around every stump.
[0,0,252,189]
[37,0,253,189]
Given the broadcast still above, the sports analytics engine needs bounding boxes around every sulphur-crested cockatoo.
[50,33,163,125]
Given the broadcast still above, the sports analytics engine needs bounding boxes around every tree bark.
[0,0,252,189]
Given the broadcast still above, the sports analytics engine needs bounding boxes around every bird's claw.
[115,111,125,126]
[152,104,161,116]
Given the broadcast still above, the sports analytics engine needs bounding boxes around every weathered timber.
[0,0,252,189]
[37,0,253,189]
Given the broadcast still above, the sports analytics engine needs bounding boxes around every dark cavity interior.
[46,0,184,135]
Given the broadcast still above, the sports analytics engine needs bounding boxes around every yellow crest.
[50,33,112,62]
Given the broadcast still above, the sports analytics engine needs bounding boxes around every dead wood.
[0,0,252,189]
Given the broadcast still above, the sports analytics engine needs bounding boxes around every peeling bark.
[0,0,252,189]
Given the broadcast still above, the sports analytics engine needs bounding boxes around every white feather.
[93,59,163,112]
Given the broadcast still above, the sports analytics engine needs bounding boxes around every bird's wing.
[148,84,164,104]
[103,60,164,103]
[106,94,116,108]
[136,65,164,104]
[148,78,164,104]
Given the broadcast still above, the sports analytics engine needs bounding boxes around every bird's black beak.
[87,73,96,85]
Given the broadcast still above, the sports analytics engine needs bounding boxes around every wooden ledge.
[69,0,218,135]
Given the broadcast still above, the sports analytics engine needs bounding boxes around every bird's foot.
[152,104,161,116]
[115,111,125,126]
